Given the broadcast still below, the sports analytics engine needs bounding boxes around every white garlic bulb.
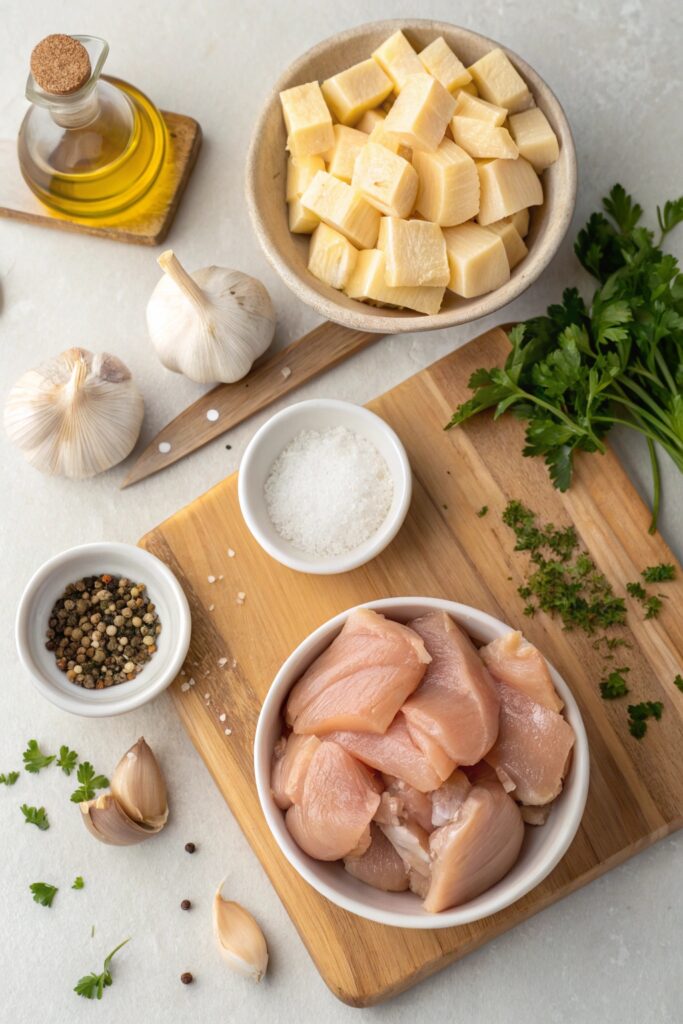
[4,347,144,479]
[146,250,276,384]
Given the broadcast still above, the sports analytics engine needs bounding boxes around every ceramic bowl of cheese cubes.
[246,19,576,334]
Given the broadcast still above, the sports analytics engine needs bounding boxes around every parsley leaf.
[627,701,664,739]
[626,581,647,601]
[70,762,109,804]
[476,505,489,517]
[22,740,55,774]
[0,771,20,785]
[56,745,79,776]
[72,876,85,890]
[74,939,130,1000]
[599,667,631,700]
[21,804,49,830]
[674,674,683,693]
[641,563,676,583]
[446,185,683,534]
[30,882,58,907]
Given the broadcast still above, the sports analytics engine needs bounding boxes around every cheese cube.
[505,207,530,238]
[286,155,325,202]
[412,138,479,226]
[508,107,559,172]
[372,31,424,91]
[443,222,510,297]
[280,81,335,158]
[308,223,358,289]
[366,124,412,161]
[377,217,449,287]
[451,116,518,159]
[345,248,445,314]
[288,198,319,234]
[382,73,456,151]
[484,220,528,269]
[323,125,367,183]
[456,81,479,97]
[476,157,542,224]
[467,48,532,113]
[452,91,507,125]
[321,59,392,126]
[352,142,418,218]
[418,37,471,92]
[300,170,380,248]
[356,108,386,133]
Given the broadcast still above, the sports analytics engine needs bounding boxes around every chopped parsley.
[477,505,489,517]
[72,876,85,890]
[74,939,129,1000]
[599,667,630,700]
[56,745,79,776]
[70,762,109,804]
[22,740,55,774]
[641,563,676,583]
[627,701,663,739]
[0,771,20,786]
[674,674,683,693]
[30,882,58,907]
[21,804,49,830]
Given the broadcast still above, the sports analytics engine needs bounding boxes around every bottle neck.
[48,87,100,129]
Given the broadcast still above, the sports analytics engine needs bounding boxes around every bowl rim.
[15,541,191,718]
[245,18,578,335]
[237,398,412,574]
[254,596,590,929]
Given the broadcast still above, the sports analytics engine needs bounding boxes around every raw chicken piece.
[285,741,380,860]
[424,780,524,912]
[402,612,500,766]
[379,820,431,880]
[374,791,403,826]
[271,733,320,810]
[479,631,563,712]
[520,803,552,826]
[485,682,574,805]
[286,609,431,736]
[400,718,458,781]
[328,713,449,793]
[430,770,471,827]
[344,823,409,892]
[382,775,434,833]
[409,869,429,898]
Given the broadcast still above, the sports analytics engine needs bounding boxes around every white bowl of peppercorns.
[16,542,191,717]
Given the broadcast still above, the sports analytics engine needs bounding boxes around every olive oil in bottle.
[18,34,169,221]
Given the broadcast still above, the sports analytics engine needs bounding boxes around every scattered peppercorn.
[180,972,193,985]
[45,575,161,689]
[184,842,196,854]
[180,899,191,910]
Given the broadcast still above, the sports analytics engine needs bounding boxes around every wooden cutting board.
[139,325,683,1006]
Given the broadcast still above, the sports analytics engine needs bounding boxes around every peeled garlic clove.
[4,347,144,479]
[111,737,168,830]
[146,250,276,385]
[80,792,161,846]
[212,882,268,982]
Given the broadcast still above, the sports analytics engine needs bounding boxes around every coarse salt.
[219,713,226,722]
[180,682,190,692]
[217,657,228,668]
[227,548,235,558]
[208,575,216,584]
[264,425,393,557]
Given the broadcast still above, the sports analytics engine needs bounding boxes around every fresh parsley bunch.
[447,186,683,532]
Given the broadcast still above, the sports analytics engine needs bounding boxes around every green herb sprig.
[627,701,664,739]
[30,882,58,907]
[70,762,109,804]
[72,876,85,890]
[0,771,20,785]
[74,939,130,1000]
[21,804,49,830]
[641,563,676,583]
[674,673,683,693]
[22,740,55,774]
[447,185,683,533]
[599,667,631,699]
[56,746,79,776]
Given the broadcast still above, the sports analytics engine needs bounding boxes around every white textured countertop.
[1,1,681,1021]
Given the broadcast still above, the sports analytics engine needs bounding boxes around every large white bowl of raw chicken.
[254,597,589,928]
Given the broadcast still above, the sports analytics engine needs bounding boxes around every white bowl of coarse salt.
[237,399,412,574]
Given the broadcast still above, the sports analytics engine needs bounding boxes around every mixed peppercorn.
[45,574,161,688]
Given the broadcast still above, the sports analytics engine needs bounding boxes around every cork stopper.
[30,34,91,95]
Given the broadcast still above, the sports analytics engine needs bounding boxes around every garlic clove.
[146,251,276,385]
[212,881,269,982]
[80,792,162,846]
[4,347,144,479]
[111,737,168,830]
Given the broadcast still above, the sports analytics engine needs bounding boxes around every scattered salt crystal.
[189,677,196,686]
[281,366,292,379]
[218,574,224,580]
[188,678,195,687]
[180,682,190,692]
[180,669,186,675]
[232,658,237,668]
[264,425,393,557]
[236,592,245,605]
[227,548,235,558]
[204,693,210,700]
[219,713,226,722]
[208,604,215,612]
[208,575,216,584]
[224,728,232,736]
[217,657,228,668]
